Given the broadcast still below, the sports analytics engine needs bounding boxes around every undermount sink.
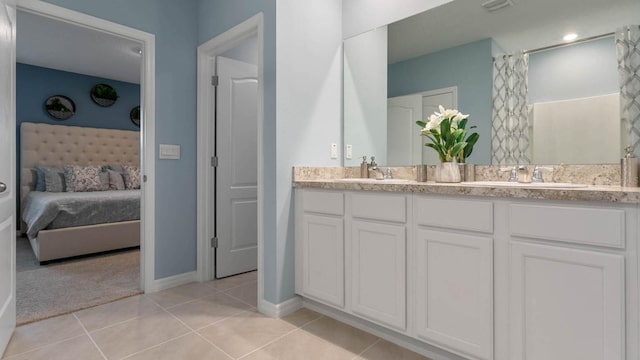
[333,178,412,183]
[461,181,588,189]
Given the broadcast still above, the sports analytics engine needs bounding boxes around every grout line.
[1,334,87,359]
[119,332,193,360]
[193,331,237,360]
[77,297,165,334]
[351,338,381,360]
[220,290,258,310]
[73,314,108,360]
[236,315,325,360]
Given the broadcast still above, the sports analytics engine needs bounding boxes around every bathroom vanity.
[294,177,640,360]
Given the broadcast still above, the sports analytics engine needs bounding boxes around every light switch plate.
[346,144,353,159]
[159,144,180,160]
[330,143,338,159]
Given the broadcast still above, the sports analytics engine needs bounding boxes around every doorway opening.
[197,14,264,311]
[14,2,155,324]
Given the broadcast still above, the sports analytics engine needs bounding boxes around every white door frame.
[16,0,156,292]
[196,13,264,300]
[420,86,458,107]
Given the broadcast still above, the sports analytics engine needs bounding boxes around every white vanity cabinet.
[413,196,494,360]
[506,201,631,360]
[295,190,345,308]
[349,192,408,331]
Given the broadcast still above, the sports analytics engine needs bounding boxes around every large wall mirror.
[343,0,640,166]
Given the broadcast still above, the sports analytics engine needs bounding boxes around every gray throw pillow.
[34,165,46,191]
[63,165,76,192]
[99,171,110,191]
[106,165,125,173]
[107,170,125,190]
[43,167,66,192]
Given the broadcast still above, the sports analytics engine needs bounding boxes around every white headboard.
[20,122,140,206]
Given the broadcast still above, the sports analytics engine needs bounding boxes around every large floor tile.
[198,311,296,358]
[75,295,163,332]
[240,329,357,360]
[90,311,190,360]
[281,308,323,328]
[223,281,257,307]
[302,316,379,355]
[356,339,432,360]
[4,335,103,360]
[123,333,232,360]
[146,282,217,308]
[207,271,256,291]
[3,314,85,358]
[167,292,252,330]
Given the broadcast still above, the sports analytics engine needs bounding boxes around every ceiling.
[17,11,142,84]
[388,0,640,64]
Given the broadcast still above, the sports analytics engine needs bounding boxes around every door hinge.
[143,175,147,183]
[211,156,218,167]
[211,237,218,248]
[211,75,219,87]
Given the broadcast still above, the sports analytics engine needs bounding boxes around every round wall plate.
[90,83,118,107]
[45,95,76,120]
[130,106,140,127]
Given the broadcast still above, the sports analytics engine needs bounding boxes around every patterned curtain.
[491,52,530,165]
[617,26,640,156]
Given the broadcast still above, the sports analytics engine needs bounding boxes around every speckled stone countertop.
[292,166,640,204]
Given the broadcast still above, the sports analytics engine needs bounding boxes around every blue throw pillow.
[34,165,46,192]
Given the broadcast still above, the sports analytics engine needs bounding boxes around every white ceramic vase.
[435,161,461,183]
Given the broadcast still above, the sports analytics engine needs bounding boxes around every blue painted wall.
[528,36,618,103]
[42,0,199,279]
[15,63,140,216]
[388,38,494,165]
[17,63,140,131]
[197,0,278,302]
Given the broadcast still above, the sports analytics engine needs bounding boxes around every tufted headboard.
[20,122,140,209]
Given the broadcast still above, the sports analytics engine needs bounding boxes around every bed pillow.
[63,165,76,192]
[42,167,66,192]
[34,165,47,191]
[107,170,125,190]
[69,165,103,192]
[122,165,141,190]
[99,171,110,191]
[106,165,125,173]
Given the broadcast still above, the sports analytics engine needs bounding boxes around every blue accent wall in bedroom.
[15,63,141,220]
[16,63,141,131]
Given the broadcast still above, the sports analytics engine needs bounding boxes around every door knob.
[0,182,6,193]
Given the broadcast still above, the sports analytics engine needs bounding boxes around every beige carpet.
[16,236,141,325]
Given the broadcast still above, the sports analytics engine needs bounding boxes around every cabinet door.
[414,229,493,360]
[301,214,344,308]
[510,242,624,360]
[351,220,406,331]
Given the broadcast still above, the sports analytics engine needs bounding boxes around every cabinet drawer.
[302,190,344,216]
[351,193,406,223]
[509,203,625,248]
[415,196,493,233]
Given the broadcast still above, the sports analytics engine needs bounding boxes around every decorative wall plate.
[130,106,140,127]
[90,83,119,107]
[45,95,76,120]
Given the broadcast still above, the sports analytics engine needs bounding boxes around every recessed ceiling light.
[563,33,578,42]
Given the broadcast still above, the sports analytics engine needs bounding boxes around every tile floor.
[2,271,430,359]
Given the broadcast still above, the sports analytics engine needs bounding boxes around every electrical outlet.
[330,143,338,159]
[346,144,353,159]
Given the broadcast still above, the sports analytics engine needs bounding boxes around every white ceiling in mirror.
[17,10,141,84]
[388,0,640,64]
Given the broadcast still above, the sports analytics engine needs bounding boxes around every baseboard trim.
[258,296,303,318]
[146,271,198,293]
[302,299,464,360]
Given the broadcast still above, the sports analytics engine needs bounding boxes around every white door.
[351,220,406,331]
[0,0,16,356]
[422,87,457,165]
[387,94,422,165]
[414,228,493,360]
[215,56,258,278]
[510,242,624,360]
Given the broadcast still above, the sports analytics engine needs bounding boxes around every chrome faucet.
[531,166,544,183]
[517,165,531,183]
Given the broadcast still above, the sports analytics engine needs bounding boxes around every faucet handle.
[500,166,518,182]
[385,168,393,179]
[532,166,553,183]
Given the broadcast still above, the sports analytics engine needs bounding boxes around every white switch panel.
[346,144,353,160]
[159,144,180,160]
[330,143,338,159]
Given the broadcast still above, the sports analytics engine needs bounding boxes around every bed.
[20,122,141,262]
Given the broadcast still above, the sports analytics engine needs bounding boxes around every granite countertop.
[293,179,640,204]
